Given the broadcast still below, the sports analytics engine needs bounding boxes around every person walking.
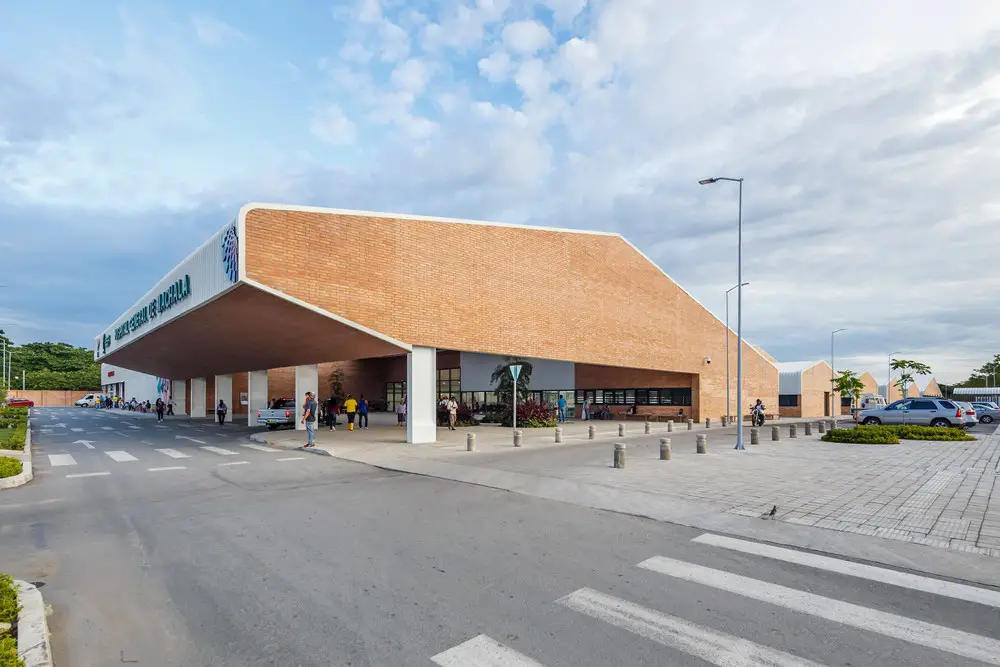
[155,398,165,422]
[358,394,369,430]
[557,393,567,423]
[396,397,406,427]
[583,395,592,421]
[166,399,174,416]
[343,394,358,431]
[446,395,458,430]
[216,399,227,426]
[302,391,317,447]
[325,396,337,431]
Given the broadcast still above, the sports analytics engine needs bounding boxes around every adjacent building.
[776,360,839,418]
[93,203,780,443]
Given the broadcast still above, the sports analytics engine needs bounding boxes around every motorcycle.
[751,407,766,427]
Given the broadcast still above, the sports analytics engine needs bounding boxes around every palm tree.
[490,357,532,406]
[890,359,931,398]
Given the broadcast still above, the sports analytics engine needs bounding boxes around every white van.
[852,393,887,421]
[75,394,103,408]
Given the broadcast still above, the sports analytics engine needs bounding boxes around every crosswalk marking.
[276,457,305,462]
[148,466,186,472]
[105,451,138,462]
[100,426,113,430]
[155,449,191,459]
[66,472,110,478]
[71,428,83,432]
[432,634,545,666]
[638,556,1000,665]
[48,454,77,467]
[241,443,278,452]
[200,446,238,456]
[692,533,1000,608]
[558,588,823,667]
[218,461,250,467]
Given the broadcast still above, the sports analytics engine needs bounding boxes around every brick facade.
[243,206,778,421]
[8,390,96,407]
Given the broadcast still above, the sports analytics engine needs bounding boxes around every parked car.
[851,393,887,421]
[858,397,966,428]
[971,402,1000,424]
[5,397,34,407]
[952,401,980,428]
[75,393,103,407]
[257,397,296,430]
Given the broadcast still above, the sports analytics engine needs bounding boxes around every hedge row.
[0,573,23,667]
[0,408,27,452]
[0,457,22,479]
[823,424,976,444]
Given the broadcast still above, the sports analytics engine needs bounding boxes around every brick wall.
[801,363,838,418]
[8,390,96,407]
[232,372,248,415]
[243,207,778,420]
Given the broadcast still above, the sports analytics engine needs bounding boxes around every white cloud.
[309,105,357,145]
[501,19,553,55]
[554,37,612,89]
[358,0,381,24]
[542,0,587,26]
[477,51,512,82]
[421,0,511,51]
[390,58,430,93]
[191,13,247,46]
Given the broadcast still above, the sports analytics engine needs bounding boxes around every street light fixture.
[725,282,750,425]
[887,351,901,402]
[700,176,745,449]
[831,328,846,417]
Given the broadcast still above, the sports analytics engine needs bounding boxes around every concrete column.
[214,373,233,424]
[190,378,206,418]
[294,364,319,431]
[171,380,187,415]
[406,346,437,444]
[247,370,268,426]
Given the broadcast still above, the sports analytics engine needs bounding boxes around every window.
[577,388,691,406]
[841,396,853,407]
[941,401,957,410]
[779,394,799,407]
[437,368,461,398]
[910,400,937,410]
[384,382,406,411]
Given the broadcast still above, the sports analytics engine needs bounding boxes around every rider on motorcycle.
[751,399,766,426]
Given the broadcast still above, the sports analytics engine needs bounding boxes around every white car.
[75,394,103,407]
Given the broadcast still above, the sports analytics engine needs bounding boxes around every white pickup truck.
[256,397,296,430]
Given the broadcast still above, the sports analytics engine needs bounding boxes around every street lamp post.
[700,176,745,449]
[888,351,901,402]
[831,329,846,417]
[725,282,750,425]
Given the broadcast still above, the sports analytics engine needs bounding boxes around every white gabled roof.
[913,375,935,392]
[776,360,826,395]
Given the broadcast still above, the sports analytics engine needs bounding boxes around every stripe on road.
[638,556,1000,665]
[71,428,83,432]
[241,443,278,452]
[432,634,546,666]
[48,454,77,467]
[218,461,250,467]
[148,466,186,472]
[105,450,138,462]
[692,533,1000,609]
[155,449,191,459]
[276,457,305,462]
[200,446,238,456]
[558,588,823,667]
[66,472,110,478]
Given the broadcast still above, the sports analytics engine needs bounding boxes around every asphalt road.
[1,407,998,666]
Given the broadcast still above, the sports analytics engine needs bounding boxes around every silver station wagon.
[858,397,967,428]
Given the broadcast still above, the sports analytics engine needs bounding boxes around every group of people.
[98,395,174,417]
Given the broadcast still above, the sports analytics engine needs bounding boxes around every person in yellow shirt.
[343,394,358,431]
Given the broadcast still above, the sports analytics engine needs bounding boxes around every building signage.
[114,274,192,342]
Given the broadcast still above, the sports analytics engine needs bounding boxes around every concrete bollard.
[771,425,780,441]
[789,424,798,439]
[466,433,476,451]
[705,417,711,428]
[614,443,627,469]
[514,430,522,447]
[555,427,562,443]
[667,421,674,433]
[696,434,707,454]
[644,421,651,434]
[660,437,671,460]
[750,428,759,445]
[817,420,826,434]
[804,422,812,436]
[829,419,837,431]
[588,424,596,440]
[618,423,625,437]
[687,419,694,430]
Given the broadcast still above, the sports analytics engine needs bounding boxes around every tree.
[327,368,345,400]
[490,357,533,406]
[0,335,101,391]
[833,370,865,413]
[890,359,931,398]
[954,354,1000,388]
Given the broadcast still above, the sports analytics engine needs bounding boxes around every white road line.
[66,472,110,478]
[105,450,139,462]
[276,457,305,462]
[638,556,1000,665]
[241,443,279,452]
[70,428,83,432]
[148,466,186,472]
[692,533,1000,609]
[558,588,823,667]
[100,426,113,430]
[47,454,77,467]
[127,425,141,430]
[155,449,191,459]
[218,461,250,467]
[201,446,238,456]
[432,634,546,667]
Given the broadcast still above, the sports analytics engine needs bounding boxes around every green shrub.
[0,572,23,667]
[0,425,25,451]
[887,425,976,441]
[0,457,21,479]
[822,426,900,444]
[0,407,27,418]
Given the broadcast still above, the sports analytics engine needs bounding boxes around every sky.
[1,0,999,383]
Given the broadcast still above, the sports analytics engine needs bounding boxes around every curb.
[0,418,33,490]
[15,580,53,667]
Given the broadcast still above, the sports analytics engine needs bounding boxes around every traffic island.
[2,574,53,667]
[0,416,33,491]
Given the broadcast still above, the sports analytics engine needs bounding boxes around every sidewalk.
[254,418,1000,586]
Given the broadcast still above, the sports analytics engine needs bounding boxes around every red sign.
[107,370,115,377]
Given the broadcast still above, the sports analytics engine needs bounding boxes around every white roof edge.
[238,202,619,238]
[775,360,828,373]
[614,235,778,369]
